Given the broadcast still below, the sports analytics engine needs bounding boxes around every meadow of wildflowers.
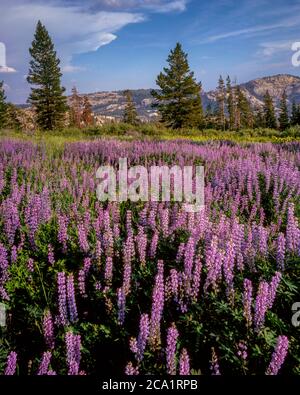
[0,138,299,375]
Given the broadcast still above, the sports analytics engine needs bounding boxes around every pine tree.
[69,86,83,128]
[27,21,67,130]
[278,90,289,131]
[236,87,253,129]
[216,75,226,130]
[0,81,7,129]
[226,76,235,130]
[263,90,277,129]
[82,96,94,127]
[253,107,265,128]
[290,101,300,126]
[123,90,139,125]
[151,43,203,129]
[204,102,216,129]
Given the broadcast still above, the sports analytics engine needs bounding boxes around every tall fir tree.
[82,96,94,127]
[290,100,300,126]
[235,87,253,129]
[27,21,67,130]
[263,90,277,129]
[253,107,265,128]
[226,76,235,130]
[123,90,139,125]
[216,75,226,130]
[0,81,7,129]
[69,86,83,128]
[151,43,203,129]
[278,90,289,131]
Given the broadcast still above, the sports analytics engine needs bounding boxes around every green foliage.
[152,43,203,129]
[123,90,139,125]
[279,91,290,131]
[27,21,67,131]
[263,90,277,129]
[0,81,7,128]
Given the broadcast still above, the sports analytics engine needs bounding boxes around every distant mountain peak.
[67,74,300,121]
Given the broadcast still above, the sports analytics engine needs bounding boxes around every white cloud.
[0,66,17,73]
[96,0,188,13]
[62,65,87,73]
[0,2,144,72]
[258,41,293,57]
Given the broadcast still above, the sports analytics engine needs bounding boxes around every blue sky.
[1,0,300,103]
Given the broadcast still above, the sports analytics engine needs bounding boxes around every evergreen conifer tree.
[152,43,203,129]
[278,90,289,131]
[27,21,67,130]
[123,90,139,125]
[70,86,83,128]
[226,76,235,130]
[290,101,300,126]
[263,90,277,129]
[217,75,226,130]
[0,81,7,129]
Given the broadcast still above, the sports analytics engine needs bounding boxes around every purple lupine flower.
[37,352,52,375]
[83,257,92,274]
[129,337,138,354]
[57,272,68,326]
[223,239,235,299]
[254,281,269,331]
[266,336,289,375]
[166,324,179,375]
[149,231,159,259]
[117,287,126,325]
[43,310,55,349]
[136,314,150,362]
[11,246,17,263]
[167,269,179,302]
[179,348,190,375]
[4,351,17,375]
[96,240,102,263]
[47,370,57,375]
[136,226,147,266]
[191,256,202,301]
[48,244,55,265]
[176,243,185,263]
[237,342,248,361]
[276,233,286,270]
[27,258,34,272]
[122,261,132,296]
[268,272,282,309]
[243,279,253,328]
[184,236,195,282]
[67,274,78,323]
[2,198,20,245]
[286,203,299,253]
[204,243,223,293]
[77,223,89,253]
[78,269,86,297]
[57,213,68,252]
[210,347,221,375]
[65,332,81,375]
[104,256,113,284]
[160,208,169,238]
[149,260,164,349]
[125,362,139,375]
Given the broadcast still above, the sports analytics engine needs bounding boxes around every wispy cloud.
[198,21,295,44]
[94,0,188,13]
[258,40,294,57]
[0,2,144,72]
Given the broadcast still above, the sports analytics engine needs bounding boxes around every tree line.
[0,22,299,131]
